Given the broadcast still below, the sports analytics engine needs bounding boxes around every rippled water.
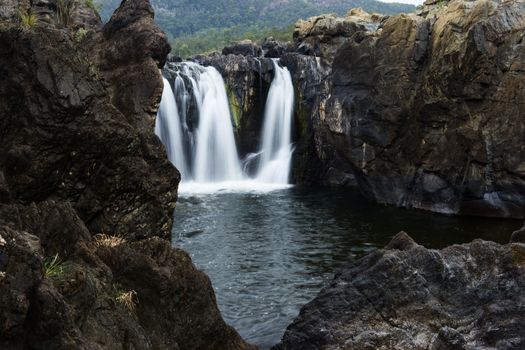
[172,187,520,349]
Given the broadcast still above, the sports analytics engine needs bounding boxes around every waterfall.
[255,59,294,184]
[156,60,294,193]
[155,77,190,179]
[192,67,244,182]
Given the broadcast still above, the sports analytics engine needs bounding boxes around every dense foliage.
[99,0,414,56]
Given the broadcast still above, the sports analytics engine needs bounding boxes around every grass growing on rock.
[94,233,126,247]
[44,254,65,279]
[18,9,38,28]
[114,285,139,314]
[56,0,75,26]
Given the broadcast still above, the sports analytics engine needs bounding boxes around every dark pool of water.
[172,187,521,349]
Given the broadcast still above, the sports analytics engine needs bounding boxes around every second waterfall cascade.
[155,60,295,193]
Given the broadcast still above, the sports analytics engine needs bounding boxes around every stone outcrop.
[222,39,263,57]
[323,0,525,218]
[293,8,384,60]
[274,232,525,350]
[0,1,254,349]
[0,0,178,240]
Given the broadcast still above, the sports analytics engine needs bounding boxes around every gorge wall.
[197,0,525,219]
[0,1,254,349]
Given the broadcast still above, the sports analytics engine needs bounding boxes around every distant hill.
[100,0,415,57]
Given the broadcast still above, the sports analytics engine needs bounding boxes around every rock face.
[0,1,254,349]
[197,1,525,218]
[0,0,177,240]
[274,232,525,350]
[323,0,525,218]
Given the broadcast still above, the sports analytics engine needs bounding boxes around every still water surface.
[172,187,520,349]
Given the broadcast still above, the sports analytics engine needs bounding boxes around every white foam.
[178,180,293,196]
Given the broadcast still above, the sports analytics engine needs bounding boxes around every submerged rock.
[274,232,525,350]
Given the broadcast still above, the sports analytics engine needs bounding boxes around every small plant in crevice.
[85,0,102,13]
[44,253,65,279]
[0,271,6,283]
[114,284,139,314]
[75,27,89,42]
[56,0,76,27]
[18,8,39,29]
[94,233,126,247]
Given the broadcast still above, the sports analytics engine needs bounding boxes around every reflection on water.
[172,187,520,349]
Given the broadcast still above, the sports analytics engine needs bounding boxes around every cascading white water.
[155,77,190,179]
[156,59,295,193]
[255,59,294,184]
[192,67,244,182]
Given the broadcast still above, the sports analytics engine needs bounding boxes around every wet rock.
[510,224,525,243]
[262,37,291,58]
[0,171,10,203]
[196,54,275,157]
[275,232,525,350]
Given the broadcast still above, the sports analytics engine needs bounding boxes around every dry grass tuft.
[116,289,138,313]
[94,234,126,247]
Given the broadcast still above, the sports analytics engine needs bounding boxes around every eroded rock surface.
[274,232,525,350]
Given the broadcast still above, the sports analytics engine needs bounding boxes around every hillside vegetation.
[100,0,414,57]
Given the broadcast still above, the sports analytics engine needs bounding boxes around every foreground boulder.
[0,202,254,349]
[274,232,525,350]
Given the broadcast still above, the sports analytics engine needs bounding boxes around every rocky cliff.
[198,1,525,218]
[0,1,254,349]
[274,231,525,350]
